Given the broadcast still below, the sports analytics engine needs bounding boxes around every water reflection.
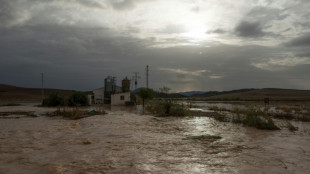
[0,103,310,173]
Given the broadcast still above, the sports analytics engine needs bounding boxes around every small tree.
[68,92,89,106]
[139,88,154,112]
[159,86,170,97]
[42,92,64,106]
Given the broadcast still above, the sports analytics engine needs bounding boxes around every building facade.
[111,92,131,106]
[93,87,104,104]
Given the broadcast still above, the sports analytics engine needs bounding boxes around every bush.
[42,92,64,106]
[170,106,190,116]
[68,92,89,106]
[149,101,190,117]
[243,108,279,130]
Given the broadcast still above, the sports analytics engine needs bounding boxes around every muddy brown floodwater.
[0,104,310,174]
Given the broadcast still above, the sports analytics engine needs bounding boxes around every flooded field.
[0,103,310,173]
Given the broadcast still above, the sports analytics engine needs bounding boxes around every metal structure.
[104,76,116,104]
[41,73,44,102]
[122,77,130,92]
[132,72,140,90]
[146,65,149,88]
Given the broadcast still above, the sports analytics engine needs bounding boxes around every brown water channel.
[0,104,309,173]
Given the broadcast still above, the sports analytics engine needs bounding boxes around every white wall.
[87,94,93,105]
[111,92,130,106]
[93,88,104,104]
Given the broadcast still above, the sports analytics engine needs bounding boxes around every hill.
[192,88,310,101]
[179,91,206,97]
[0,84,76,103]
[189,88,256,97]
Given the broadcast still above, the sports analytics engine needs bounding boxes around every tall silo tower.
[122,77,130,92]
[104,76,116,104]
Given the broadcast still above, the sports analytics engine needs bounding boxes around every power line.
[132,72,140,90]
[146,65,149,89]
[41,73,44,102]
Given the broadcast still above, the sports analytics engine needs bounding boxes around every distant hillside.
[133,88,184,98]
[0,84,76,103]
[179,91,206,97]
[192,88,310,101]
[189,88,256,97]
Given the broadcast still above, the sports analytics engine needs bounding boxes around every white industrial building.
[93,87,105,104]
[111,92,131,106]
[89,76,132,105]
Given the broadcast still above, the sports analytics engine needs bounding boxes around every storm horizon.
[1,0,310,92]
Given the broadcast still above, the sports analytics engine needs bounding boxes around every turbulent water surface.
[0,104,310,173]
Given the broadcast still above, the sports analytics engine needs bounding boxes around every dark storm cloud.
[108,0,135,10]
[0,22,309,91]
[285,33,310,47]
[74,0,105,9]
[234,21,265,38]
[0,0,13,24]
[0,25,154,90]
[107,0,152,10]
[27,0,105,9]
[234,6,288,39]
[0,0,310,91]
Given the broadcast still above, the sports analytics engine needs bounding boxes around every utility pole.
[41,73,44,102]
[146,65,149,88]
[132,72,140,90]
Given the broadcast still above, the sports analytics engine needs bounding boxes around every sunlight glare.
[183,27,206,41]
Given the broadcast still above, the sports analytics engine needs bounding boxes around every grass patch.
[0,111,37,119]
[213,114,230,122]
[242,108,279,130]
[45,108,106,120]
[0,103,21,106]
[211,107,280,130]
[147,101,191,117]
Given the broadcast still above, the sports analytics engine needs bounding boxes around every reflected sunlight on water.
[0,104,310,173]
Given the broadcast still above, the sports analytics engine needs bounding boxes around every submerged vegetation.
[210,107,279,130]
[147,100,191,117]
[0,111,37,119]
[147,100,280,130]
[242,108,279,130]
[45,108,106,120]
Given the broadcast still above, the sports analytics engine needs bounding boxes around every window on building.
[120,96,124,100]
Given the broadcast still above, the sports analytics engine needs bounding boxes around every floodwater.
[0,104,310,174]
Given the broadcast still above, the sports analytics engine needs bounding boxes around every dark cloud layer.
[0,0,15,26]
[234,21,265,38]
[286,33,310,47]
[0,0,309,92]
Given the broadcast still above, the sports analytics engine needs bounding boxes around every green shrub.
[42,92,64,106]
[170,106,190,116]
[68,92,89,106]
[243,108,279,130]
[150,101,190,117]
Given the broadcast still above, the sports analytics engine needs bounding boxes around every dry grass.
[45,108,106,120]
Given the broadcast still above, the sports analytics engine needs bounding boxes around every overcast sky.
[1,0,310,92]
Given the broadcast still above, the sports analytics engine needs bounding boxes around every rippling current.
[0,104,309,173]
